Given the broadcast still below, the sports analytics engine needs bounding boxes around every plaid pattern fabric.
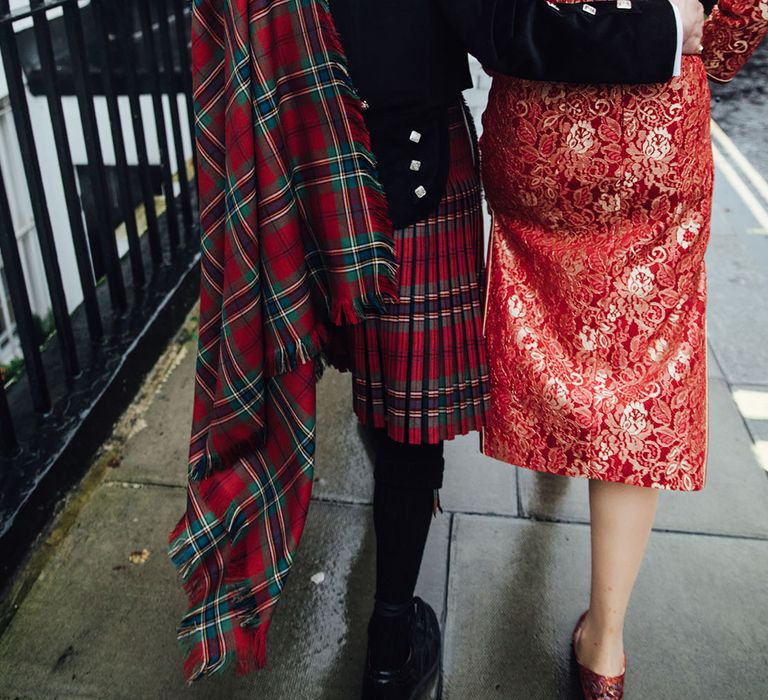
[348,104,489,444]
[168,0,396,682]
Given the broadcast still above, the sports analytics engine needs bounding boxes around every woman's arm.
[439,0,689,84]
[702,0,768,82]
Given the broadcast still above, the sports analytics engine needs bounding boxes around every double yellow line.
[710,120,768,235]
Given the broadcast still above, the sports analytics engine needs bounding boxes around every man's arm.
[439,0,702,84]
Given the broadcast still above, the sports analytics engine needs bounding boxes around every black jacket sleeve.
[438,0,680,84]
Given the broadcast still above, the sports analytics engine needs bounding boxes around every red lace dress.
[480,0,768,491]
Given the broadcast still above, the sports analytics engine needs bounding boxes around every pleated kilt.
[347,102,489,444]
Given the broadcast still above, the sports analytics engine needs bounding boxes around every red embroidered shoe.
[572,611,626,700]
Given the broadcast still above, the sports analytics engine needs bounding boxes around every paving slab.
[314,369,375,505]
[707,342,725,381]
[113,357,377,502]
[0,482,190,699]
[706,180,768,385]
[0,482,449,700]
[314,371,516,516]
[440,433,518,517]
[106,340,196,488]
[443,514,768,700]
[517,377,768,538]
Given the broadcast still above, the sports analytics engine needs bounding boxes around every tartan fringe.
[168,402,315,683]
[177,600,271,683]
[327,288,396,327]
[262,285,399,376]
[262,291,399,379]
[235,623,270,676]
[264,324,328,378]
[177,599,271,683]
[168,515,275,683]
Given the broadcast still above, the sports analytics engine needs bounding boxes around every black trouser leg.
[367,428,445,671]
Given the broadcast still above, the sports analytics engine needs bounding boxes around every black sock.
[368,479,436,670]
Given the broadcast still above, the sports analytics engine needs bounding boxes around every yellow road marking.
[711,140,768,234]
[711,120,768,205]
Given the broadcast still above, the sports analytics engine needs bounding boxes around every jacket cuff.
[668,1,684,76]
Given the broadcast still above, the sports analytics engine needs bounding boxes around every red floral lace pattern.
[703,0,768,82]
[480,57,713,491]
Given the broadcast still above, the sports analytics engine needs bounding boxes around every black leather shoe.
[361,597,441,700]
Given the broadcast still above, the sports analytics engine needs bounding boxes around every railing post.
[136,0,181,258]
[171,0,197,184]
[112,0,163,270]
[0,162,50,414]
[61,0,128,314]
[0,379,17,455]
[155,0,193,246]
[88,0,146,295]
[30,0,103,343]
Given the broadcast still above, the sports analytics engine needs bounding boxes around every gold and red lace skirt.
[481,56,713,491]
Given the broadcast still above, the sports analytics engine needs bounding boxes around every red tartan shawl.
[168,0,395,682]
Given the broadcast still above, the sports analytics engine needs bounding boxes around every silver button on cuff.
[415,186,427,199]
[409,130,422,144]
[410,160,422,172]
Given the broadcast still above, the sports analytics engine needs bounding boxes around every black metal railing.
[0,0,200,582]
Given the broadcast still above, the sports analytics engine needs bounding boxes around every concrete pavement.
[0,300,766,698]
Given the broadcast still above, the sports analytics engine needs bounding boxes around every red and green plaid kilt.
[348,103,489,444]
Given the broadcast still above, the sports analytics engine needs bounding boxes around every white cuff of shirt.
[669,1,683,77]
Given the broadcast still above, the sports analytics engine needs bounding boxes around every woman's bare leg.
[575,480,660,676]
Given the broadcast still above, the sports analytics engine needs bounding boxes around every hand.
[671,0,705,55]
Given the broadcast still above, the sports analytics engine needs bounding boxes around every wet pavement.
[0,326,766,699]
[1,61,768,700]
